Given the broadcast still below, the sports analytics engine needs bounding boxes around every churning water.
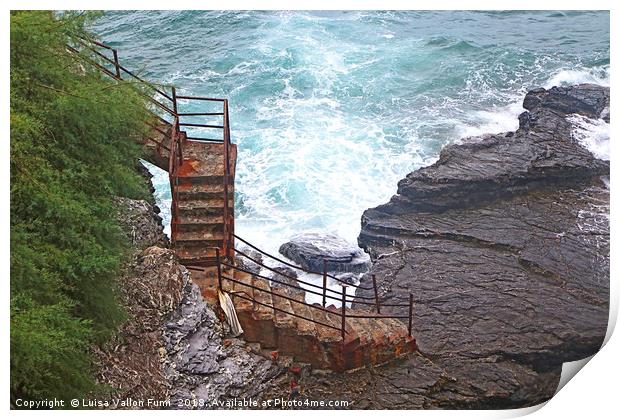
[94,11,610,254]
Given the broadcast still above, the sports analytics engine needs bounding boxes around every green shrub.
[10,11,151,403]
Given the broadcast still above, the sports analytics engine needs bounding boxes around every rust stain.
[177,158,201,177]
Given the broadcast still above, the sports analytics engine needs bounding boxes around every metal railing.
[212,237,414,343]
[67,36,235,258]
[67,36,177,121]
[232,234,410,308]
[168,116,182,243]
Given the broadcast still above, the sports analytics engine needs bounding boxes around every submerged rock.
[342,84,610,408]
[279,232,370,274]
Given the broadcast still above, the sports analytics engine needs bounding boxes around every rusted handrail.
[179,122,224,129]
[233,233,374,291]
[232,238,410,308]
[216,250,342,332]
[220,259,366,305]
[67,39,177,119]
[176,95,226,101]
[75,36,174,101]
[220,272,347,320]
[178,112,224,117]
[186,136,225,142]
[215,258,414,344]
[233,247,379,305]
[228,289,342,332]
[167,116,182,244]
[69,37,230,147]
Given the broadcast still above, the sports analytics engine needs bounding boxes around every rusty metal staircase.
[193,265,415,371]
[148,96,236,266]
[173,140,236,265]
[68,36,236,262]
[186,237,417,372]
[69,37,416,373]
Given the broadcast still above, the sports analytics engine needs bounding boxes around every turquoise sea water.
[94,11,610,254]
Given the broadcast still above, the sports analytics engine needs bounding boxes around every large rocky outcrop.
[264,84,610,409]
[337,83,609,408]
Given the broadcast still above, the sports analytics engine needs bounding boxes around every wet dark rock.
[384,84,609,214]
[335,273,359,287]
[114,197,169,249]
[235,246,266,274]
[235,253,263,274]
[339,84,610,409]
[137,160,162,197]
[237,246,263,264]
[163,274,282,407]
[521,84,609,120]
[279,232,370,274]
[268,266,302,294]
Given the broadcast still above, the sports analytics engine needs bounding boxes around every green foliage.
[10,11,151,403]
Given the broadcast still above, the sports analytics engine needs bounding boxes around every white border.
[2,1,617,419]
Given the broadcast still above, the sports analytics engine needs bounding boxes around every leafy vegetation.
[10,11,151,402]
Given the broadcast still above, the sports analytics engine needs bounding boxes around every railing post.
[372,274,381,314]
[222,99,231,261]
[341,285,347,343]
[171,87,178,116]
[228,230,234,263]
[112,49,121,78]
[408,292,413,337]
[251,272,256,311]
[168,125,177,245]
[322,259,328,307]
[216,247,223,290]
[177,129,183,163]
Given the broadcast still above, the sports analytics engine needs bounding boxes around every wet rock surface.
[386,86,609,214]
[279,232,370,273]
[335,273,359,287]
[326,84,610,408]
[235,249,263,274]
[268,266,302,294]
[162,275,283,408]
[114,196,168,249]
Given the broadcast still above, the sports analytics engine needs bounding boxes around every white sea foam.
[140,160,172,237]
[566,114,610,161]
[545,66,610,88]
[233,107,423,256]
[456,100,523,139]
